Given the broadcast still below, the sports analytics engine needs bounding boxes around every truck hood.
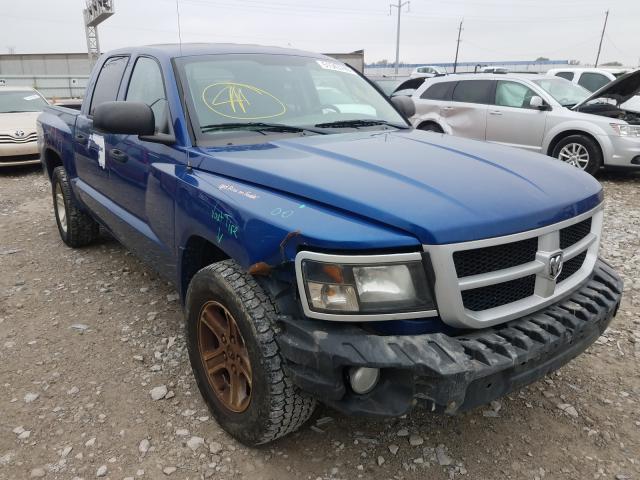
[573,68,640,111]
[194,130,602,245]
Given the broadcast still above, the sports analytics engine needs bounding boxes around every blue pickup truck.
[37,44,623,445]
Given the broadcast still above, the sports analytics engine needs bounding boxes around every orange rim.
[198,301,252,413]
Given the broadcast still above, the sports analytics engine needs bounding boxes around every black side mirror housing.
[391,96,416,118]
[93,101,155,136]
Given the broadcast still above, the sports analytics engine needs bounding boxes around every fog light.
[348,367,380,394]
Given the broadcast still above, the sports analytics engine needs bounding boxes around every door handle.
[442,106,454,111]
[110,148,128,163]
[489,110,503,116]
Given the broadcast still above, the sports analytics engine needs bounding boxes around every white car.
[410,71,640,174]
[546,68,628,92]
[0,86,49,167]
[410,65,446,79]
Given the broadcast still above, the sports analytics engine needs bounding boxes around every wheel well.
[417,120,443,131]
[547,130,602,159]
[43,149,63,179]
[181,236,230,300]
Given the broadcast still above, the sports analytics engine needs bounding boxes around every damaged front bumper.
[277,259,623,416]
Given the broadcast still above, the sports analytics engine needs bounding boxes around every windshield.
[177,54,407,142]
[532,78,590,107]
[0,90,48,113]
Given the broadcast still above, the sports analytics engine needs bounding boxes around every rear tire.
[52,166,100,248]
[551,134,602,175]
[185,259,316,445]
[418,122,444,133]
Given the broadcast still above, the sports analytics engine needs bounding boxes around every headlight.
[610,123,640,137]
[298,254,435,316]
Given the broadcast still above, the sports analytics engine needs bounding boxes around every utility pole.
[594,10,609,67]
[390,0,410,75]
[453,18,463,73]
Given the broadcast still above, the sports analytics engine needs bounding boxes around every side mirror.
[529,96,549,110]
[391,95,416,118]
[93,101,155,136]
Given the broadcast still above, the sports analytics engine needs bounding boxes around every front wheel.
[185,260,316,445]
[51,166,100,247]
[551,134,602,175]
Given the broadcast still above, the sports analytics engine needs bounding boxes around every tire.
[418,122,444,133]
[52,166,100,248]
[551,134,602,175]
[185,260,316,445]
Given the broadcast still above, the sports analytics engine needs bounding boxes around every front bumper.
[599,134,640,168]
[278,259,622,416]
[0,142,40,167]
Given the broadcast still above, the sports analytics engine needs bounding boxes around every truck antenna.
[176,0,183,56]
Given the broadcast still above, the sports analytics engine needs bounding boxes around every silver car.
[410,71,640,174]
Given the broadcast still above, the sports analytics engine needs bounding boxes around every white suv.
[410,71,640,175]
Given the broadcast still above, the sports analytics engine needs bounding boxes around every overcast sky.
[1,0,638,66]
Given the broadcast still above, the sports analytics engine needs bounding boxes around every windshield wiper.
[314,119,409,129]
[200,122,325,134]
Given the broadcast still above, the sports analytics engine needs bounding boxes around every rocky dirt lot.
[0,166,639,480]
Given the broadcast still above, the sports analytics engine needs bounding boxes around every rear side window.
[421,81,455,100]
[578,72,610,92]
[126,57,169,133]
[89,56,128,115]
[555,71,574,81]
[452,80,494,104]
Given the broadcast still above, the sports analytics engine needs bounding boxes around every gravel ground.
[0,166,638,480]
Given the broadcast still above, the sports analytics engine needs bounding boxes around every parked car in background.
[373,78,405,97]
[410,71,640,174]
[410,65,446,78]
[546,68,627,92]
[0,86,49,167]
[38,43,623,445]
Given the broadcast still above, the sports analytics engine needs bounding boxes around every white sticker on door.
[90,133,106,169]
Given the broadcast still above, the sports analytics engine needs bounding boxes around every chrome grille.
[461,274,536,311]
[0,133,37,144]
[453,237,538,277]
[425,206,603,329]
[560,218,592,249]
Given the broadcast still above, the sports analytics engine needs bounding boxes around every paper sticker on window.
[202,82,286,120]
[23,94,40,101]
[316,60,355,75]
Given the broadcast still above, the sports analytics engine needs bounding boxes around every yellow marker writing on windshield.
[202,82,286,120]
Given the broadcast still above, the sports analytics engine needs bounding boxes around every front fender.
[173,168,420,271]
[542,119,610,156]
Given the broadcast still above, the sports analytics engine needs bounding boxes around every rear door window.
[421,81,455,100]
[555,71,574,81]
[89,56,129,115]
[578,72,610,92]
[452,80,494,104]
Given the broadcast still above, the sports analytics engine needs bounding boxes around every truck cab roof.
[106,42,330,60]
